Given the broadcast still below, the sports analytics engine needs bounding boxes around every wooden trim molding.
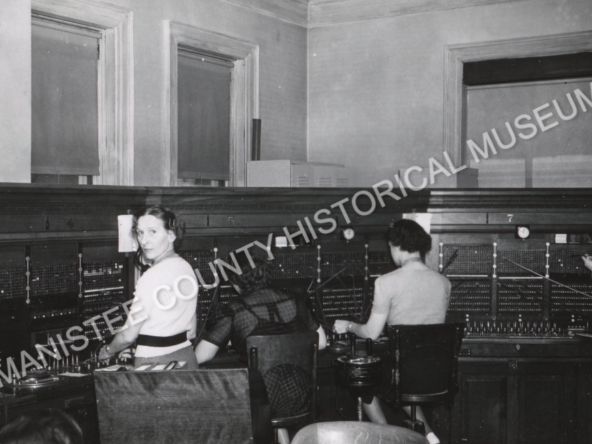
[222,0,308,27]
[443,31,592,182]
[164,21,259,187]
[308,0,525,26]
[31,0,134,186]
[1,184,592,242]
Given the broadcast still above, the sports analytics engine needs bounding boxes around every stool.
[334,337,382,421]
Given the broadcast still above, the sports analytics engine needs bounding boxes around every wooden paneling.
[460,370,508,444]
[576,364,592,444]
[453,359,586,444]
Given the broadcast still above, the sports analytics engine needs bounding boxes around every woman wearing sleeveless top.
[334,219,451,444]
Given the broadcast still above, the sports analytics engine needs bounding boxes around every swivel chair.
[386,323,464,435]
[291,421,429,444]
[247,330,318,443]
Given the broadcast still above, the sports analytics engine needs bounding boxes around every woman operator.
[334,219,451,444]
[195,251,326,444]
[98,205,198,369]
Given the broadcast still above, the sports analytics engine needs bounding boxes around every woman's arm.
[583,255,592,272]
[98,318,145,360]
[334,311,389,340]
[187,312,198,341]
[334,275,391,340]
[316,325,327,350]
[195,340,220,364]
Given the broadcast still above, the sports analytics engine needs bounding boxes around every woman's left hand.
[333,320,351,335]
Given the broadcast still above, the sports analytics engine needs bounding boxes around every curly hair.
[387,219,432,259]
[0,409,83,444]
[131,205,186,271]
[132,205,186,249]
[226,251,271,293]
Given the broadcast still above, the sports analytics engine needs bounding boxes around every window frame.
[443,31,592,187]
[165,21,259,187]
[176,49,233,185]
[31,15,102,182]
[31,0,133,186]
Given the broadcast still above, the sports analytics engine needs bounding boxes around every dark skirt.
[133,345,199,370]
[263,363,311,419]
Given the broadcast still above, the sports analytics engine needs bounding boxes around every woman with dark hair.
[0,410,83,444]
[334,218,451,444]
[98,205,199,369]
[195,251,327,444]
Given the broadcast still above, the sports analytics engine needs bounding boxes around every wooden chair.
[386,323,464,435]
[94,369,272,444]
[246,331,318,443]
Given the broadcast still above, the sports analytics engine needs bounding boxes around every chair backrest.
[246,330,318,377]
[388,323,464,402]
[94,369,272,444]
[291,421,429,444]
[246,330,318,420]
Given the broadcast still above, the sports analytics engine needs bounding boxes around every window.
[177,50,233,187]
[463,53,592,188]
[444,32,592,189]
[31,17,100,185]
[31,0,133,186]
[166,21,259,187]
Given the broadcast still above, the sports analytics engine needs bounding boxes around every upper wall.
[127,0,308,185]
[0,0,308,186]
[0,0,31,183]
[307,0,592,187]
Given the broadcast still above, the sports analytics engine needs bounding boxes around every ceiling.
[226,0,525,27]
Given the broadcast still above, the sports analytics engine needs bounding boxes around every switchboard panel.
[442,241,592,335]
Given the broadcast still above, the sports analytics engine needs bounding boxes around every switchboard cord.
[500,257,592,300]
[441,249,459,274]
[498,280,592,319]
[311,263,368,323]
[449,281,470,302]
[312,266,351,292]
[497,282,546,308]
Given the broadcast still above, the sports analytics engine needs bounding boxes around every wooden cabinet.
[576,364,592,444]
[450,359,590,444]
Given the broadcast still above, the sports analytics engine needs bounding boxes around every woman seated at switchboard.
[334,219,451,444]
[98,205,198,369]
[195,251,327,444]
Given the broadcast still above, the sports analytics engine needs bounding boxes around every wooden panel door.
[576,364,592,444]
[452,362,509,444]
[515,366,573,444]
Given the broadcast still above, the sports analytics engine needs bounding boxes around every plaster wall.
[122,0,308,185]
[308,0,592,187]
[0,0,31,183]
[0,0,307,186]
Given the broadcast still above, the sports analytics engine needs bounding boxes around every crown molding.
[221,0,309,27]
[308,0,526,26]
